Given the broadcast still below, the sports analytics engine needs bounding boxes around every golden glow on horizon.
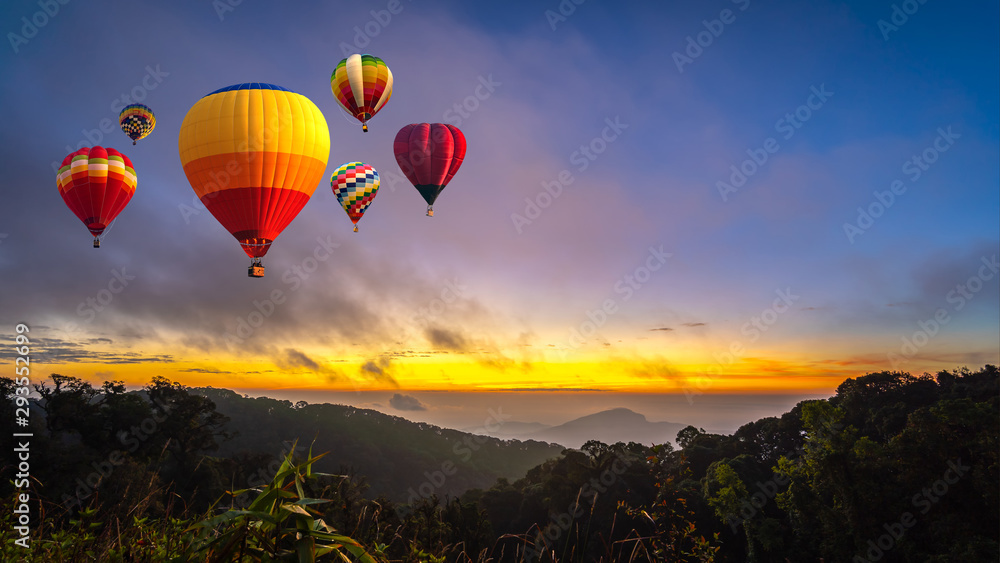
[39,355,859,395]
[36,325,963,394]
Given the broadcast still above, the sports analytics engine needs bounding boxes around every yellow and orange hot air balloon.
[178,83,330,277]
[330,54,393,132]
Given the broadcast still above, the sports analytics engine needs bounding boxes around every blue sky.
[0,0,996,428]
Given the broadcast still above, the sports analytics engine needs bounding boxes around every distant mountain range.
[193,388,689,503]
[194,388,565,502]
[464,407,687,449]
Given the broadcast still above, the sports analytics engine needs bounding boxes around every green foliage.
[775,367,999,560]
[0,490,196,562]
[179,440,381,562]
[195,387,564,503]
[619,491,722,561]
[0,444,383,563]
[703,461,748,524]
[3,366,997,562]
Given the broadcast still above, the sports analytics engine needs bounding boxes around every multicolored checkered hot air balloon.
[330,54,393,132]
[393,123,466,217]
[56,146,137,248]
[331,162,379,233]
[177,83,330,278]
[118,104,155,145]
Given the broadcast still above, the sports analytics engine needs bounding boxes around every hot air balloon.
[177,83,330,278]
[56,146,137,248]
[119,104,155,145]
[393,123,466,217]
[331,162,379,232]
[330,54,393,132]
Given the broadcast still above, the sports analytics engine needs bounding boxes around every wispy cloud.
[360,357,399,388]
[425,327,471,352]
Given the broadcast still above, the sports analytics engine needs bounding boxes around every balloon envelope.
[331,54,393,131]
[56,146,137,243]
[331,162,379,231]
[119,104,156,145]
[393,123,466,211]
[177,83,330,258]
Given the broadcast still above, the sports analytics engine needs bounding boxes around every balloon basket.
[133,141,137,145]
[93,238,100,248]
[353,225,359,233]
[248,260,265,278]
[426,207,434,217]
[362,123,368,132]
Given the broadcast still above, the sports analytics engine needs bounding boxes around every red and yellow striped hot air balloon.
[56,146,137,248]
[330,54,393,132]
[178,83,331,277]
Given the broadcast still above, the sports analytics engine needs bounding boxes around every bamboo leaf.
[295,536,316,563]
[281,504,312,517]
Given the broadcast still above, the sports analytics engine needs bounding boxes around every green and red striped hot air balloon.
[330,54,393,132]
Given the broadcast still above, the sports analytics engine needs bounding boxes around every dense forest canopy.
[2,365,997,561]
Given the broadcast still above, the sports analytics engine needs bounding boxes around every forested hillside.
[2,366,996,561]
[195,387,565,501]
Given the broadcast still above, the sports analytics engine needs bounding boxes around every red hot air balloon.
[56,146,137,248]
[393,123,466,216]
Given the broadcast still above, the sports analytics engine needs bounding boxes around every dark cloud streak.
[389,393,426,411]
